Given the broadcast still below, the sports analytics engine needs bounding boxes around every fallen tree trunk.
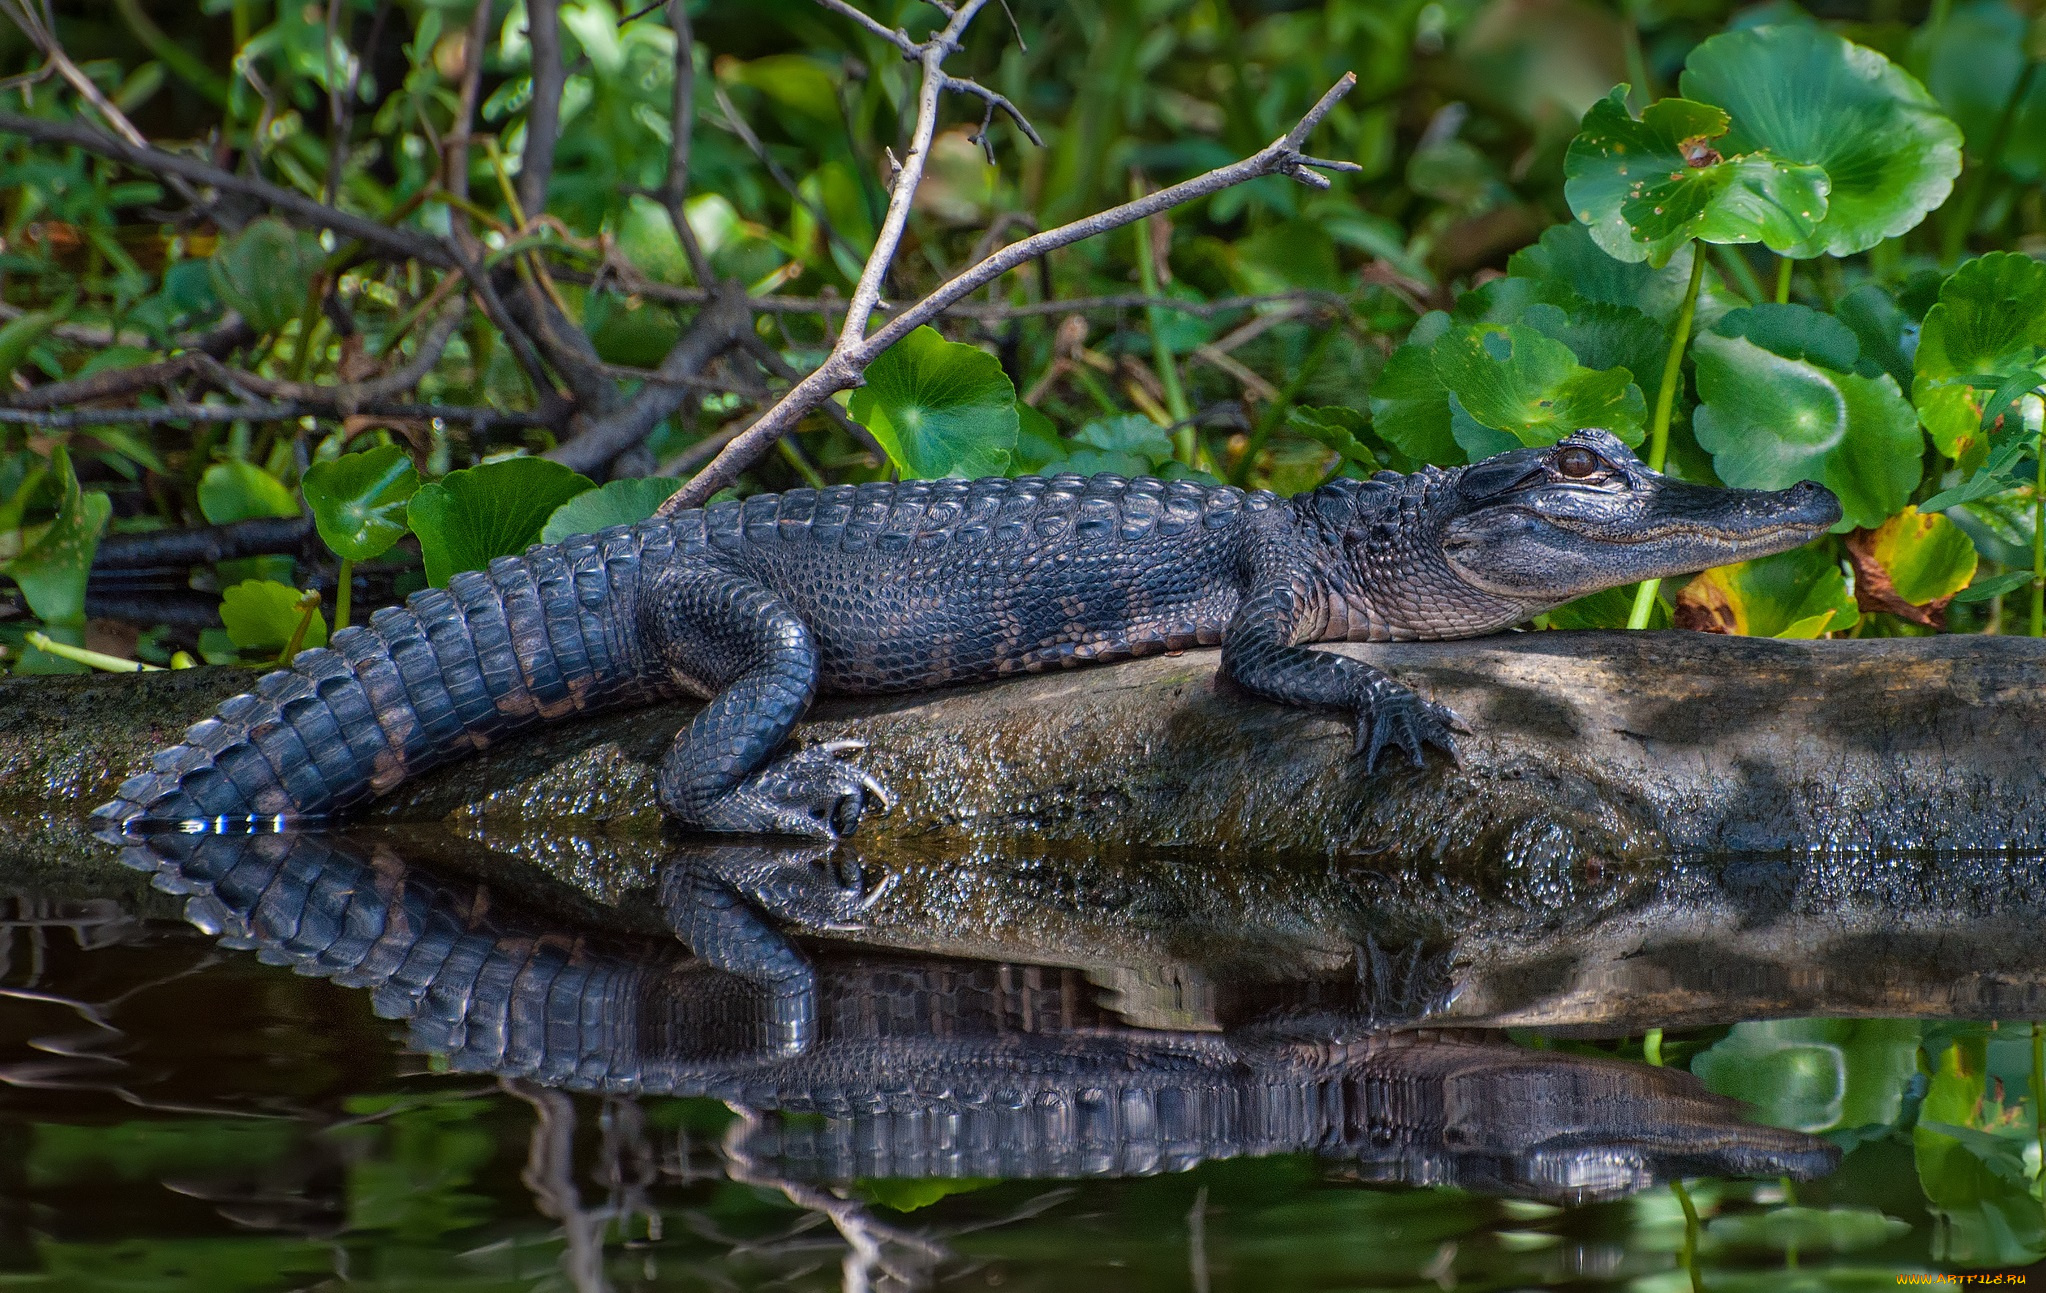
[2,633,2042,868]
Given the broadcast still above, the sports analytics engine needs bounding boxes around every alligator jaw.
[1436,430,1843,609]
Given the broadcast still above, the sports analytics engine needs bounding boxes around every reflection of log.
[3,633,2044,864]
[111,831,1839,1202]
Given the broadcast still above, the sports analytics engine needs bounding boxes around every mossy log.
[2,632,2043,871]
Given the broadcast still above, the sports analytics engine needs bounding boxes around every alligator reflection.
[116,831,1833,1205]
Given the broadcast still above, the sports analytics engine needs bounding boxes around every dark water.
[4,828,2046,1291]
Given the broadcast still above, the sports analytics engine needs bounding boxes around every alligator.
[95,429,1840,839]
[116,830,1840,1201]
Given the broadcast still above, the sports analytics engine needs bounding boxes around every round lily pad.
[302,445,420,562]
[1431,323,1647,450]
[1680,24,1962,258]
[407,457,595,587]
[1691,332,1921,531]
[539,475,681,544]
[1564,89,1830,266]
[848,326,1019,480]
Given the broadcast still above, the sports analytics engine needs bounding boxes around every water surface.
[3,827,2043,1290]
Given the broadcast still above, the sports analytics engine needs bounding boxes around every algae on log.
[2,632,2043,865]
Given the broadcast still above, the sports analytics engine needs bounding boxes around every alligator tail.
[93,530,654,835]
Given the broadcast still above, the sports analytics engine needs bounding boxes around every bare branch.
[519,0,565,222]
[709,83,865,270]
[0,400,554,431]
[662,0,713,287]
[811,0,920,56]
[546,268,1352,321]
[835,0,996,348]
[545,279,754,474]
[660,72,1362,513]
[0,0,203,208]
[944,74,1042,148]
[95,516,314,571]
[0,112,455,266]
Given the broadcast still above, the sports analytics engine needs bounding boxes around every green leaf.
[406,457,595,587]
[538,475,680,544]
[1690,1018,1920,1133]
[1430,323,1646,449]
[208,216,322,333]
[0,299,71,379]
[1681,24,1963,258]
[847,326,1019,479]
[1835,283,1916,387]
[1,446,110,626]
[1288,406,1378,467]
[1506,222,1707,325]
[1712,304,1861,372]
[1915,1037,2046,1267]
[583,292,683,368]
[1009,401,1065,474]
[1915,253,2046,382]
[1547,584,1671,630]
[1563,89,1830,266]
[1922,433,2032,512]
[1520,300,1672,413]
[198,460,299,525]
[1368,312,1463,466]
[219,579,328,653]
[1675,545,1860,638]
[302,446,419,562]
[1691,332,1922,531]
[1860,506,1979,605]
[1953,570,2034,603]
[1911,255,2046,461]
[1071,414,1174,467]
[854,1178,997,1213]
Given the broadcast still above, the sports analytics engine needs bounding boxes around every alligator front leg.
[640,567,891,839]
[1221,581,1465,772]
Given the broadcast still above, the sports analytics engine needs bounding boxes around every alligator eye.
[1554,446,1604,479]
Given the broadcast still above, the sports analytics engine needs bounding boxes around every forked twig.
[659,71,1362,514]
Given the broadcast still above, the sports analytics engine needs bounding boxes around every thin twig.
[663,0,713,287]
[834,0,997,349]
[660,72,1362,513]
[0,0,203,207]
[545,278,754,473]
[0,112,454,266]
[545,267,1350,322]
[0,400,555,430]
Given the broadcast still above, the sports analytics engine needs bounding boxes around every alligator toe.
[697,742,893,840]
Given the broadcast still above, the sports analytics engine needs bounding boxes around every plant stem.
[1774,256,1793,305]
[335,557,354,633]
[1626,244,1709,630]
[279,589,321,666]
[2032,416,2043,636]
[1132,191,1193,462]
[1230,325,1340,487]
[1671,1179,1706,1293]
[24,630,160,672]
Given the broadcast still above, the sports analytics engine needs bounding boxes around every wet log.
[1,633,2043,870]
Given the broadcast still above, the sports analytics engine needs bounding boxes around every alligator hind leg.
[641,566,891,839]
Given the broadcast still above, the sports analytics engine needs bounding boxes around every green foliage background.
[0,0,2042,671]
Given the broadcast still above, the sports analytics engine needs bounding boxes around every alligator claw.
[697,741,897,840]
[1354,694,1465,774]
